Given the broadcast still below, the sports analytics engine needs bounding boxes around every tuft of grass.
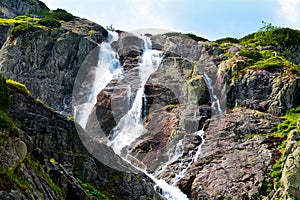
[6,79,32,96]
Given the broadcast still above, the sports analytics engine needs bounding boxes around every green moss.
[6,79,31,96]
[0,165,29,191]
[166,104,178,112]
[76,178,112,200]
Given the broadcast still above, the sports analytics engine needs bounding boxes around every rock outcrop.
[0,18,108,114]
[0,80,156,200]
[0,0,48,18]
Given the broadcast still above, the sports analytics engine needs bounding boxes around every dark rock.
[0,18,108,115]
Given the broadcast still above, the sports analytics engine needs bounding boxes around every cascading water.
[203,73,222,114]
[107,36,163,155]
[74,32,204,200]
[74,31,123,129]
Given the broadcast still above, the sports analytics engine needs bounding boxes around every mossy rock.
[6,79,31,96]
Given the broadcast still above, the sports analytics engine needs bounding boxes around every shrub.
[51,9,75,22]
[9,23,40,38]
[38,17,61,28]
[239,49,262,61]
[185,33,208,42]
[215,37,239,44]
[0,75,11,112]
[164,32,208,42]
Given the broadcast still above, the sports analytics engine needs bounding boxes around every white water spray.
[107,36,163,155]
[74,32,123,129]
[203,73,222,114]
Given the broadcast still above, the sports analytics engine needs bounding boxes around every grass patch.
[246,56,298,72]
[6,79,31,96]
[76,178,112,200]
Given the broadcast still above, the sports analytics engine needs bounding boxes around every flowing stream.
[74,31,222,199]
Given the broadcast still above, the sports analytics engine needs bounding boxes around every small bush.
[9,23,40,38]
[239,49,262,62]
[164,32,208,42]
[215,37,239,44]
[38,17,61,28]
[51,9,75,22]
[185,33,208,42]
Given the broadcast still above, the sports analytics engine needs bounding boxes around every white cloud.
[277,0,300,27]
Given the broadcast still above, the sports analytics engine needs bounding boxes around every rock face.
[0,82,156,200]
[272,130,300,199]
[227,66,300,116]
[0,0,48,18]
[0,18,108,114]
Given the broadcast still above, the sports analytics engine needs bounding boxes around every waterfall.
[107,36,163,155]
[74,32,193,199]
[171,129,205,186]
[74,31,123,129]
[203,73,222,114]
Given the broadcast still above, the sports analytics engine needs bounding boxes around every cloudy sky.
[41,0,300,40]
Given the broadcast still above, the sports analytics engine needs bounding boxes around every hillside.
[0,0,299,200]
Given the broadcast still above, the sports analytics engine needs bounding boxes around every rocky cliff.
[0,1,300,200]
[0,0,48,18]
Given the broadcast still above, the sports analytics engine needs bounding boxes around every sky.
[41,0,300,40]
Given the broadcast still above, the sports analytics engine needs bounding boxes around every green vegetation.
[0,75,11,112]
[106,24,115,31]
[0,165,29,191]
[240,21,300,48]
[259,106,300,198]
[246,56,298,72]
[185,33,208,42]
[0,76,19,143]
[238,49,262,62]
[6,79,31,96]
[25,154,63,199]
[50,9,75,22]
[215,37,239,44]
[76,178,112,200]
[38,17,61,28]
[9,23,41,38]
[164,32,208,42]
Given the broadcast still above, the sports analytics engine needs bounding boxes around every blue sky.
[41,0,300,40]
